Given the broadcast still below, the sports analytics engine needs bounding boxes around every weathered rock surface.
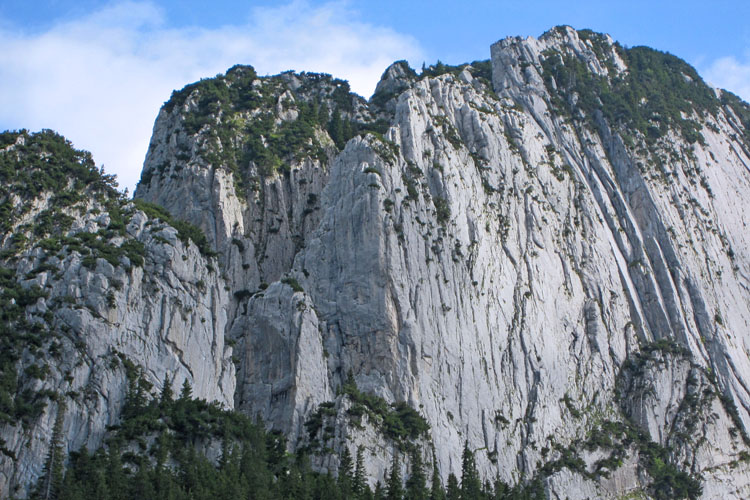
[4,25,750,499]
[135,26,750,497]
[0,132,234,497]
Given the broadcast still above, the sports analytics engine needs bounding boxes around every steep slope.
[0,131,234,497]
[4,25,750,499]
[134,26,750,498]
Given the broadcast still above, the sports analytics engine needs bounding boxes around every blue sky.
[2,0,749,192]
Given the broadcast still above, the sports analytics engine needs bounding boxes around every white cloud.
[0,1,422,192]
[702,55,750,102]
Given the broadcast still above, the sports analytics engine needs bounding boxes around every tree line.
[27,376,544,500]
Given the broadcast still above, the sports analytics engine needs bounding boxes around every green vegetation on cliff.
[37,380,548,500]
[146,65,396,197]
[0,130,120,234]
[0,131,215,442]
[721,89,750,145]
[540,33,719,145]
[0,131,127,430]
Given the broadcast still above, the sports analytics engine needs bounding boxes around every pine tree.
[106,441,128,500]
[405,449,428,500]
[445,474,460,500]
[314,471,342,500]
[338,447,354,498]
[386,453,404,500]
[280,465,309,500]
[58,448,91,500]
[361,485,375,500]
[294,449,316,500]
[373,481,386,500]
[153,432,174,498]
[343,369,357,394]
[131,459,155,499]
[58,470,84,500]
[342,119,354,145]
[354,446,367,498]
[460,443,482,499]
[123,369,148,419]
[318,102,330,126]
[429,462,445,500]
[328,109,345,149]
[179,379,193,402]
[491,475,509,500]
[89,468,110,500]
[160,375,174,407]
[84,450,111,500]
[37,401,66,500]
[483,480,494,499]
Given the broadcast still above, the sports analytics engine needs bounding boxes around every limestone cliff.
[135,26,750,498]
[4,26,750,499]
[0,131,233,497]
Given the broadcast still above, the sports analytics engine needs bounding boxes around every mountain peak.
[3,27,750,499]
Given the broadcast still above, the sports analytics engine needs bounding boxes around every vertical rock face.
[5,26,750,499]
[0,131,234,497]
[134,26,750,497]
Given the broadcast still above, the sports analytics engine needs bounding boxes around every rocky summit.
[2,26,750,499]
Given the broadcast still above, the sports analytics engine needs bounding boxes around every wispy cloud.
[0,1,422,192]
[702,55,750,102]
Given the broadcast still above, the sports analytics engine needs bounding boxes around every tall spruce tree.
[178,379,192,402]
[159,375,174,407]
[386,453,404,500]
[338,447,354,497]
[445,474,460,500]
[354,446,367,498]
[484,480,494,499]
[492,475,510,500]
[152,432,176,499]
[429,462,446,500]
[36,401,66,500]
[460,443,482,499]
[328,109,345,149]
[131,459,155,499]
[373,481,386,500]
[405,449,428,500]
[106,442,128,500]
